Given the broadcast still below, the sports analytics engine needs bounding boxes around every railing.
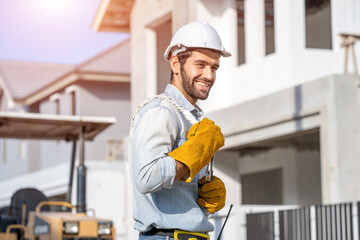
[279,206,312,240]
[247,211,275,240]
[246,202,359,240]
[208,205,297,240]
[315,203,354,240]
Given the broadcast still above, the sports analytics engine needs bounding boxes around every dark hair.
[170,49,193,82]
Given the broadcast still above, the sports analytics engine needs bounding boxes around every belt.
[140,228,210,240]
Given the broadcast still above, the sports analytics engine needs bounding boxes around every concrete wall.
[214,145,321,206]
[207,74,360,204]
[237,147,321,205]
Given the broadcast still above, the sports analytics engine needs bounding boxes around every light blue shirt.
[128,84,213,233]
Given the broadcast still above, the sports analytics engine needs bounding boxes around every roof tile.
[0,61,75,100]
[78,38,130,74]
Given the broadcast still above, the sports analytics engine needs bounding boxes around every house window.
[50,93,61,115]
[66,86,77,115]
[55,99,60,115]
[305,0,332,49]
[237,0,246,65]
[70,91,76,115]
[265,0,275,55]
[0,88,3,110]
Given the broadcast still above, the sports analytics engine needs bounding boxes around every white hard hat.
[164,21,231,61]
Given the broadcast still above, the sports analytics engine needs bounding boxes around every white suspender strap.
[130,95,198,129]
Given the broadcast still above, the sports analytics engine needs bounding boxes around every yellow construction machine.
[0,112,117,240]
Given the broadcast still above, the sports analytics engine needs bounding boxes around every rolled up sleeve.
[131,106,180,194]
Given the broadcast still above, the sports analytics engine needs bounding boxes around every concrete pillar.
[321,75,360,203]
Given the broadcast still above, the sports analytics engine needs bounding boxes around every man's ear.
[170,55,180,75]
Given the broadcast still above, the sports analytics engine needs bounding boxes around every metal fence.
[316,203,354,240]
[279,206,312,240]
[247,211,275,240]
[246,202,358,240]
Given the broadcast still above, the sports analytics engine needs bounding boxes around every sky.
[0,0,128,64]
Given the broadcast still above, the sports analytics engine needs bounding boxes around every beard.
[180,68,212,101]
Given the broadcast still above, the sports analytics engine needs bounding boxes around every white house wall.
[76,81,131,160]
[0,139,30,181]
[39,94,73,169]
[35,81,131,168]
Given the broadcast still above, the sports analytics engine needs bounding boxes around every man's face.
[179,49,220,104]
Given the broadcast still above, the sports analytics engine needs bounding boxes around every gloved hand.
[167,118,224,182]
[197,176,226,214]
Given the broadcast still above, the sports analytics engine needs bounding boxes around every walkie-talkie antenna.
[217,204,233,240]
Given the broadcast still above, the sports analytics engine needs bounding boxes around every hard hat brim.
[164,45,231,61]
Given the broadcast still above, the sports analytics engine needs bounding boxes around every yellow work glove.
[167,118,224,182]
[197,176,226,214]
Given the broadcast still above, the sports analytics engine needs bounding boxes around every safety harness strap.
[130,94,198,129]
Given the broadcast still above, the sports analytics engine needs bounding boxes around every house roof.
[0,61,75,100]
[0,38,130,105]
[92,0,135,33]
[79,38,130,75]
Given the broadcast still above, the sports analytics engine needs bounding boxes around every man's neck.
[170,82,197,106]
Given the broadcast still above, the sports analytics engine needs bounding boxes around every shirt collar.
[164,84,204,118]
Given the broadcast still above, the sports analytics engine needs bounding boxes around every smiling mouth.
[195,81,211,88]
[196,81,209,86]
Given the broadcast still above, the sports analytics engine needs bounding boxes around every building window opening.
[241,168,283,205]
[0,89,3,110]
[305,0,332,49]
[66,86,77,115]
[237,0,246,65]
[265,0,275,55]
[50,93,61,115]
[70,91,76,115]
[155,19,172,94]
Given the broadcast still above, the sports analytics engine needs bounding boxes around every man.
[129,21,231,240]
